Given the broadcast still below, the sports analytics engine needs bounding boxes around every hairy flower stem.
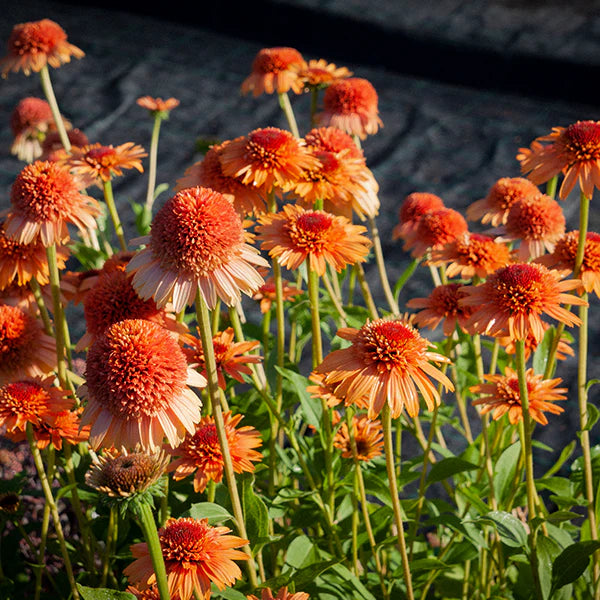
[101,506,117,587]
[29,277,54,334]
[34,450,54,600]
[195,292,259,587]
[136,502,171,600]
[355,263,379,319]
[39,65,71,153]
[383,406,414,600]
[26,424,80,600]
[278,92,299,137]
[102,179,128,252]
[515,340,544,600]
[144,114,162,212]
[368,216,399,315]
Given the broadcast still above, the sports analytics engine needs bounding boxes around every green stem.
[26,425,79,600]
[101,505,117,587]
[137,502,171,600]
[144,115,162,212]
[515,340,543,600]
[195,291,259,587]
[278,92,299,137]
[382,406,414,600]
[545,174,558,200]
[29,277,53,334]
[46,244,68,387]
[34,456,54,600]
[102,179,128,252]
[355,263,379,320]
[368,216,399,315]
[39,66,71,152]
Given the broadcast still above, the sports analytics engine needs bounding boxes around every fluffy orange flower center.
[506,194,565,240]
[554,231,600,272]
[11,97,52,135]
[184,422,221,461]
[246,128,296,167]
[160,518,217,563]
[7,19,68,57]
[304,127,363,159]
[399,193,445,223]
[359,321,428,372]
[324,78,378,115]
[83,270,163,337]
[150,187,244,277]
[10,160,80,223]
[252,47,304,74]
[427,284,469,317]
[487,264,549,314]
[486,177,539,212]
[0,381,50,424]
[287,211,334,250]
[561,121,600,162]
[85,319,189,420]
[0,305,40,371]
[416,208,468,247]
[0,227,40,262]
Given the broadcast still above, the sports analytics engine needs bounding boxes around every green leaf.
[493,441,521,503]
[537,535,561,600]
[476,510,528,548]
[186,502,234,524]
[542,441,576,478]
[532,325,555,375]
[584,403,600,432]
[586,379,600,393]
[329,563,377,600]
[77,584,136,600]
[426,457,479,484]
[241,474,269,552]
[550,541,600,594]
[211,586,247,600]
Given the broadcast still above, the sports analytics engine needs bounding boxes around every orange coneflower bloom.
[60,142,147,188]
[392,192,446,243]
[127,187,268,312]
[136,96,180,116]
[407,283,475,336]
[0,304,57,384]
[175,142,267,217]
[317,78,383,140]
[168,411,263,493]
[219,128,319,196]
[182,327,261,390]
[256,204,371,276]
[29,406,89,450]
[536,230,600,297]
[466,177,540,226]
[247,586,310,600]
[497,192,566,260]
[518,120,600,200]
[252,275,303,313]
[460,262,587,343]
[288,147,371,216]
[303,126,380,219]
[124,517,249,600]
[3,160,100,246]
[241,47,305,96]
[293,58,352,90]
[403,208,468,259]
[0,377,72,434]
[10,97,71,163]
[315,318,453,419]
[41,128,89,161]
[0,221,68,290]
[333,411,384,461]
[428,232,512,280]
[1,19,84,77]
[307,371,369,410]
[471,367,566,426]
[76,268,184,351]
[79,319,206,450]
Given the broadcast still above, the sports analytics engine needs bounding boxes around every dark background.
[2,0,600,465]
